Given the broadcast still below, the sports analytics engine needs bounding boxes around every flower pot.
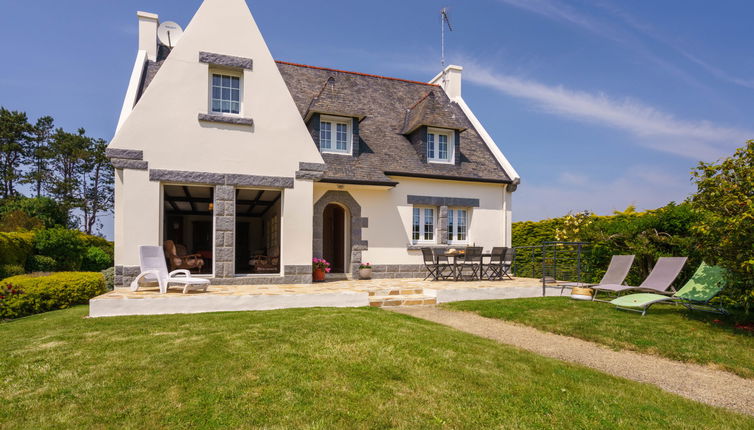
[313,268,326,282]
[359,268,373,279]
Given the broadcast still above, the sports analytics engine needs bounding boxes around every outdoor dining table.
[438,251,492,281]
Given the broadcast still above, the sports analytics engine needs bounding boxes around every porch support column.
[214,185,235,278]
[438,205,449,245]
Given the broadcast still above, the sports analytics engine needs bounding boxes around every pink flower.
[325,268,331,273]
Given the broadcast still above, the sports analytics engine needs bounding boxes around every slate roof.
[277,61,512,185]
[402,91,466,135]
[134,55,512,185]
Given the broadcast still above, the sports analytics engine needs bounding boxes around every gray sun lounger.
[559,255,635,295]
[592,256,687,302]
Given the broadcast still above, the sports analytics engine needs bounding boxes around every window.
[412,206,435,243]
[320,116,352,154]
[211,73,241,114]
[448,208,468,244]
[427,128,454,164]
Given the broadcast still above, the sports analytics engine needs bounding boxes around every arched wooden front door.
[322,203,347,273]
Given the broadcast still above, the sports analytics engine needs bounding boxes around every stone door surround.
[313,191,368,276]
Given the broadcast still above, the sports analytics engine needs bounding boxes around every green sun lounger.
[610,263,727,316]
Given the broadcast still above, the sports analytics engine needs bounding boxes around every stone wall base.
[115,265,313,288]
[367,264,428,279]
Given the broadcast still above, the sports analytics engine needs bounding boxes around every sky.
[1,0,753,239]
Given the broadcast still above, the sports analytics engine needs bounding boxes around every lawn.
[1,307,752,429]
[445,297,754,379]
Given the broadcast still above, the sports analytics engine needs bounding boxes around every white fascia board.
[115,50,148,136]
[453,96,520,183]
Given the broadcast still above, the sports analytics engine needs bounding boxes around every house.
[107,0,520,288]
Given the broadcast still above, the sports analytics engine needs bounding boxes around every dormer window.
[320,115,352,155]
[211,73,241,115]
[427,128,454,164]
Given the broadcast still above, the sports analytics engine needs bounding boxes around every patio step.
[369,294,437,307]
[367,288,425,297]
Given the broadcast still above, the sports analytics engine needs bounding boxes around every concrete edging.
[89,291,369,318]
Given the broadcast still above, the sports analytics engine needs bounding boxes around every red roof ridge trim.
[407,91,435,111]
[275,60,439,87]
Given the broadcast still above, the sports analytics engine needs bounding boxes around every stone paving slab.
[89,277,553,317]
[93,277,548,300]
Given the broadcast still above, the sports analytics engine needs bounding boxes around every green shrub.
[0,272,107,319]
[0,231,34,266]
[0,196,71,229]
[81,246,111,272]
[0,210,44,232]
[26,255,57,272]
[33,227,86,271]
[101,267,114,290]
[0,264,25,280]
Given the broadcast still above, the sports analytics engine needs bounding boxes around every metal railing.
[512,242,591,296]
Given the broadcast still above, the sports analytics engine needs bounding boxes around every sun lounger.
[610,263,727,316]
[560,254,634,295]
[592,256,687,301]
[130,245,210,294]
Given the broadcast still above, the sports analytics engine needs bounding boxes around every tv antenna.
[441,7,453,69]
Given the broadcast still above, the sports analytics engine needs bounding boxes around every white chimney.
[137,11,159,61]
[430,65,463,100]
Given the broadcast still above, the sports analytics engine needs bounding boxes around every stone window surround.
[313,191,368,277]
[407,195,479,246]
[106,148,148,170]
[199,52,253,70]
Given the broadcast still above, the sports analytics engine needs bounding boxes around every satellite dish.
[157,21,183,48]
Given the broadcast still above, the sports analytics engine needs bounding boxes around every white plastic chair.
[130,246,210,294]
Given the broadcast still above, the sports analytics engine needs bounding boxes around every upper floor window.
[447,208,468,244]
[320,116,352,155]
[412,206,435,243]
[211,73,241,114]
[427,128,454,164]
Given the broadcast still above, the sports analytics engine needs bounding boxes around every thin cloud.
[500,0,754,90]
[463,61,752,160]
[513,165,694,221]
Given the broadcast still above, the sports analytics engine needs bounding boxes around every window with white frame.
[427,128,454,164]
[412,206,436,243]
[447,208,469,244]
[211,73,241,114]
[319,116,352,154]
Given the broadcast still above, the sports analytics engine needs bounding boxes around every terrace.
[89,276,558,317]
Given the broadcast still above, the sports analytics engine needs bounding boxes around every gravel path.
[391,306,754,416]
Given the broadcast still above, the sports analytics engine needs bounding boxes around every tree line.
[0,107,113,234]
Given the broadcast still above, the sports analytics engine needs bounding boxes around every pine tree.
[0,107,32,198]
[22,116,55,197]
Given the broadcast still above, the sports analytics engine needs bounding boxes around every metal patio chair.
[455,246,483,281]
[482,247,507,280]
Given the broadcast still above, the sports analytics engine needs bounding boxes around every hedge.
[0,272,107,319]
[0,231,34,266]
[0,229,113,273]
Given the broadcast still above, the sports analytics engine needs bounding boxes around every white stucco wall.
[281,180,314,267]
[114,168,161,266]
[111,0,322,270]
[110,0,323,176]
[314,178,511,265]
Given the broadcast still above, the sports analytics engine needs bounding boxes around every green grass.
[445,297,754,379]
[1,306,752,429]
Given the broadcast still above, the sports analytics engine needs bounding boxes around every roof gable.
[109,0,322,177]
